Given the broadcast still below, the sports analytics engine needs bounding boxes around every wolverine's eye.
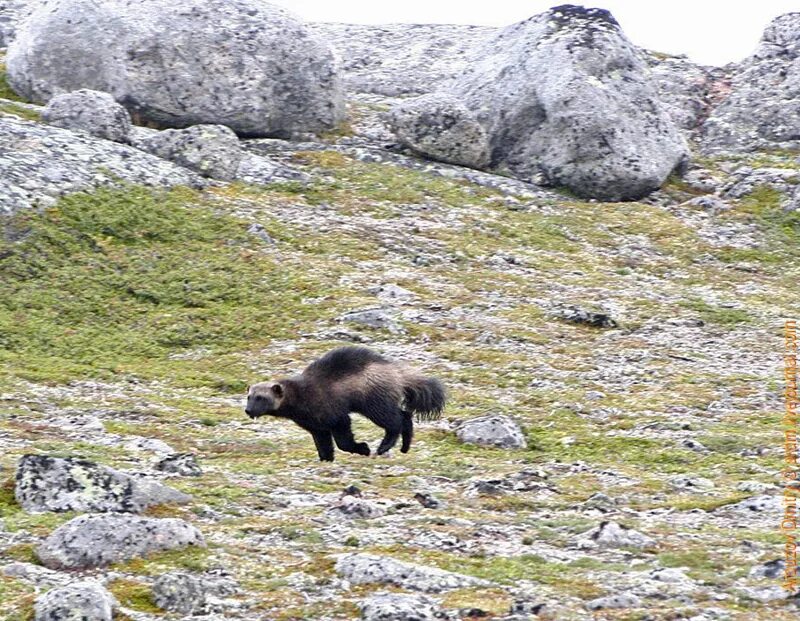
[255,395,264,401]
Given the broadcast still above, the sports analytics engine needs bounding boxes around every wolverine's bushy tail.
[403,375,446,422]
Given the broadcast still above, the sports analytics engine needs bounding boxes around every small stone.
[414,492,443,509]
[557,306,617,328]
[650,568,692,583]
[247,223,275,245]
[582,521,656,550]
[585,593,641,610]
[331,495,385,519]
[34,581,116,621]
[155,453,203,477]
[343,484,363,497]
[749,559,784,579]
[668,475,715,492]
[724,495,781,513]
[340,308,401,332]
[455,415,527,449]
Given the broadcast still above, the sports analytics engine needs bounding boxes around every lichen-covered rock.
[154,453,202,477]
[0,116,204,215]
[42,89,132,143]
[581,521,656,550]
[335,553,489,592]
[360,592,439,621]
[391,5,687,200]
[34,581,116,621]
[152,572,207,615]
[15,454,191,513]
[37,514,205,569]
[135,125,243,181]
[389,93,490,168]
[702,13,800,152]
[455,414,527,449]
[152,571,239,615]
[7,0,345,136]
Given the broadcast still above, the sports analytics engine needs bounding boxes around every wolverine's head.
[245,382,285,418]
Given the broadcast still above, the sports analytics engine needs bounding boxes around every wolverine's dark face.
[245,382,284,418]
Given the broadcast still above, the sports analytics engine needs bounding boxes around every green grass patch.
[0,185,338,385]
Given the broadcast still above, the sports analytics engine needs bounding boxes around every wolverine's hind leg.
[376,416,402,455]
[311,430,335,462]
[400,410,414,453]
[332,417,371,456]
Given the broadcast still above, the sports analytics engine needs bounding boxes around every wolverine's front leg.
[311,430,335,462]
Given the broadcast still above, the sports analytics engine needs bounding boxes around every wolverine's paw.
[356,443,371,456]
[400,445,410,454]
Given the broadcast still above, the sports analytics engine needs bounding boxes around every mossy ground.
[0,150,795,619]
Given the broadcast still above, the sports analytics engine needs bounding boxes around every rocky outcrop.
[702,13,800,152]
[455,415,527,449]
[42,89,132,143]
[390,5,688,201]
[34,581,116,621]
[7,0,345,136]
[0,116,203,215]
[37,514,205,569]
[15,454,190,513]
[135,125,243,181]
[0,0,30,46]
[335,553,489,592]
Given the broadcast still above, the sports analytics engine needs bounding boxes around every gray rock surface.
[34,581,116,621]
[455,414,527,449]
[135,125,243,181]
[15,454,190,513]
[388,93,490,169]
[37,514,205,569]
[7,0,345,136]
[312,23,494,96]
[0,0,33,47]
[0,116,203,215]
[391,5,688,201]
[359,592,439,621]
[42,89,131,143]
[335,553,489,592]
[702,12,800,152]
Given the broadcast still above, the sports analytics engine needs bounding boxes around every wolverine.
[245,346,446,461]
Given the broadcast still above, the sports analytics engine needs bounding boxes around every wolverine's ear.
[271,383,284,398]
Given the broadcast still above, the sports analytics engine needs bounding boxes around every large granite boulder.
[701,13,800,152]
[37,514,205,569]
[455,414,527,449]
[7,0,345,136]
[42,89,132,143]
[391,5,688,201]
[15,454,191,514]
